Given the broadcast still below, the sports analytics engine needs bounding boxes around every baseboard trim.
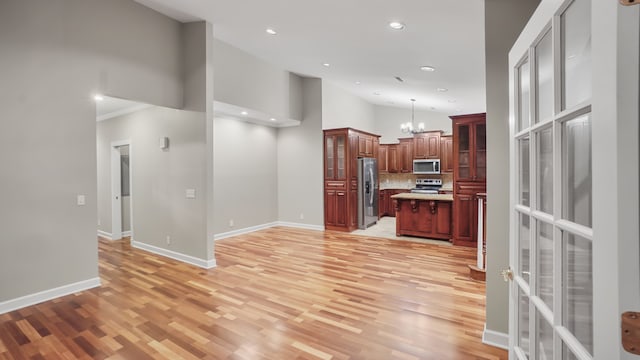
[213,221,324,241]
[482,324,509,350]
[122,230,132,237]
[276,221,324,232]
[131,241,216,269]
[213,222,279,240]
[97,230,112,240]
[0,277,101,315]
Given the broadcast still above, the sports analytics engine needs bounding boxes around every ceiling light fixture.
[420,66,436,72]
[448,99,457,103]
[266,28,277,35]
[355,81,361,85]
[241,111,248,116]
[389,21,405,30]
[94,94,104,101]
[322,63,330,67]
[373,92,381,96]
[270,118,277,121]
[436,87,448,92]
[400,99,425,134]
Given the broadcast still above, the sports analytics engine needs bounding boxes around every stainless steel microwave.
[413,159,441,174]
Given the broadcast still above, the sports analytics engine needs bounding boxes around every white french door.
[508,0,640,359]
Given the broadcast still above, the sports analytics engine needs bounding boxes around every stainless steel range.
[410,178,442,194]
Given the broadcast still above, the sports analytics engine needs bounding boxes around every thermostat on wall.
[159,137,169,150]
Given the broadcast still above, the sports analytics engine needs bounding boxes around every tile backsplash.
[380,172,453,190]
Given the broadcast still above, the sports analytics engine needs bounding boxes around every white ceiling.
[135,0,486,114]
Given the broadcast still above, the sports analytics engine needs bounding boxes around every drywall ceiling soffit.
[213,101,301,128]
[134,0,486,115]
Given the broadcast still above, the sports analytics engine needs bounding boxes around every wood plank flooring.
[0,227,507,359]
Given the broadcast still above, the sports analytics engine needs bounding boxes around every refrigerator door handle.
[369,167,374,205]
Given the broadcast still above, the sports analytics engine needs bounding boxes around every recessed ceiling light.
[266,28,277,35]
[241,111,248,116]
[355,81,361,85]
[436,87,448,92]
[94,95,104,101]
[322,63,330,67]
[270,118,277,121]
[448,99,457,103]
[373,92,381,96]
[389,21,405,30]
[420,66,436,72]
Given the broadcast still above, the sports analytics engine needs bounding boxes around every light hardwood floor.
[0,227,506,359]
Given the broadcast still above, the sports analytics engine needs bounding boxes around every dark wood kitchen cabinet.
[398,138,413,173]
[395,197,453,240]
[378,145,389,173]
[387,145,399,173]
[413,131,442,159]
[440,135,453,173]
[324,128,380,232]
[379,190,387,217]
[451,113,486,247]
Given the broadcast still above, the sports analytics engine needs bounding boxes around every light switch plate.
[186,189,196,199]
[77,195,86,206]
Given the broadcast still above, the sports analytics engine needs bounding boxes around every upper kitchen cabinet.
[440,135,454,173]
[413,131,442,159]
[452,114,487,182]
[398,138,414,173]
[378,145,389,173]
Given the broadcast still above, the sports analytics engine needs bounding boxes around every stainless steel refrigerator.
[357,157,378,229]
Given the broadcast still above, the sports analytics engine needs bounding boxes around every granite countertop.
[390,193,454,201]
[380,184,414,190]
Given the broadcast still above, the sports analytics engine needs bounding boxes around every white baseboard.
[97,230,112,240]
[131,241,216,269]
[482,324,509,350]
[213,221,324,241]
[0,277,101,315]
[276,221,324,232]
[122,230,132,237]
[213,222,279,240]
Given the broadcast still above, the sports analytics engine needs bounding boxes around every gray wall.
[374,105,453,144]
[322,82,376,133]
[277,78,324,226]
[97,106,208,260]
[212,117,279,235]
[484,0,540,335]
[0,0,186,302]
[213,38,300,121]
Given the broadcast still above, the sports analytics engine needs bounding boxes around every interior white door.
[111,144,122,241]
[508,1,640,359]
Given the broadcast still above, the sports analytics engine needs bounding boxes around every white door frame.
[110,139,132,241]
[508,1,640,359]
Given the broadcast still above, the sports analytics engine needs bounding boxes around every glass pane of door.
[536,221,554,310]
[518,288,530,356]
[562,114,592,227]
[475,123,486,180]
[458,125,470,179]
[519,137,530,206]
[536,30,553,122]
[519,213,531,283]
[537,127,553,213]
[536,310,554,360]
[518,58,531,131]
[562,0,591,110]
[337,135,345,179]
[326,136,334,179]
[563,232,593,355]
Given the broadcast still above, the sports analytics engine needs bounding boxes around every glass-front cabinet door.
[324,133,346,180]
[456,124,471,181]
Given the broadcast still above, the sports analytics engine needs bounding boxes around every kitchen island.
[391,193,454,241]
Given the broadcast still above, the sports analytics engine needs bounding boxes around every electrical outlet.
[166,236,171,245]
[77,195,86,206]
[299,213,304,220]
[229,219,234,227]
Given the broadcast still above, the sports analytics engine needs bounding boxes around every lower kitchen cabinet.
[325,189,347,228]
[379,190,387,217]
[452,182,486,247]
[394,197,453,240]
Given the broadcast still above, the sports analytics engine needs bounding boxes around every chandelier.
[400,99,425,134]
